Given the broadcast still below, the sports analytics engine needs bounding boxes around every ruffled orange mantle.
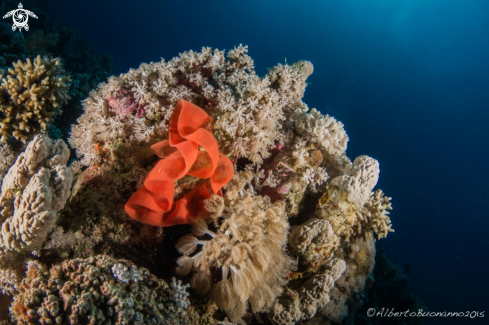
[125,100,233,227]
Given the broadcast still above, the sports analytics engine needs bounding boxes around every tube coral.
[125,99,233,227]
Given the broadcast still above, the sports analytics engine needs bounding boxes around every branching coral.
[10,255,195,324]
[0,134,72,251]
[125,99,233,227]
[0,55,71,143]
[356,189,394,239]
[175,171,294,324]
[315,184,393,242]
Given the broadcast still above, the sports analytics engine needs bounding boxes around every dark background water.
[20,0,489,323]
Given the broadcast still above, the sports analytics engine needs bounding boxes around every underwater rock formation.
[0,45,395,324]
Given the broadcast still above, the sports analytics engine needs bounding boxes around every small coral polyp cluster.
[0,45,394,324]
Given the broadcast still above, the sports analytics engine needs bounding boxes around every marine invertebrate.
[0,268,18,295]
[356,189,394,239]
[289,218,340,265]
[108,88,148,120]
[270,258,346,324]
[125,99,233,227]
[69,45,313,167]
[0,55,71,143]
[331,155,380,208]
[0,134,72,251]
[176,171,294,323]
[320,236,376,322]
[10,255,195,324]
[292,107,350,177]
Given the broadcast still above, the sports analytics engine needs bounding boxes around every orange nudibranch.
[125,100,233,227]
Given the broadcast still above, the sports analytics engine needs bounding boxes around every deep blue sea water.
[27,0,489,323]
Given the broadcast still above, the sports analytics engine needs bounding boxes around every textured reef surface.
[0,45,395,324]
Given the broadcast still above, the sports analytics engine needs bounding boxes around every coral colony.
[0,46,394,324]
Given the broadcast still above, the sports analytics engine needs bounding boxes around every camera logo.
[2,3,38,32]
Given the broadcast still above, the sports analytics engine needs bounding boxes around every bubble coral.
[125,99,233,227]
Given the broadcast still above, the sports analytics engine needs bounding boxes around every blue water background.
[42,0,489,323]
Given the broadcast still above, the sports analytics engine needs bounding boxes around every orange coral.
[125,100,233,227]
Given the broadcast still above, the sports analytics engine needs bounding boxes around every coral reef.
[0,143,15,183]
[289,218,340,265]
[69,45,312,167]
[0,55,71,143]
[0,45,397,324]
[10,255,197,324]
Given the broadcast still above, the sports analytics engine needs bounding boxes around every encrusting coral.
[0,55,71,143]
[0,134,72,251]
[289,218,340,265]
[10,255,196,324]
